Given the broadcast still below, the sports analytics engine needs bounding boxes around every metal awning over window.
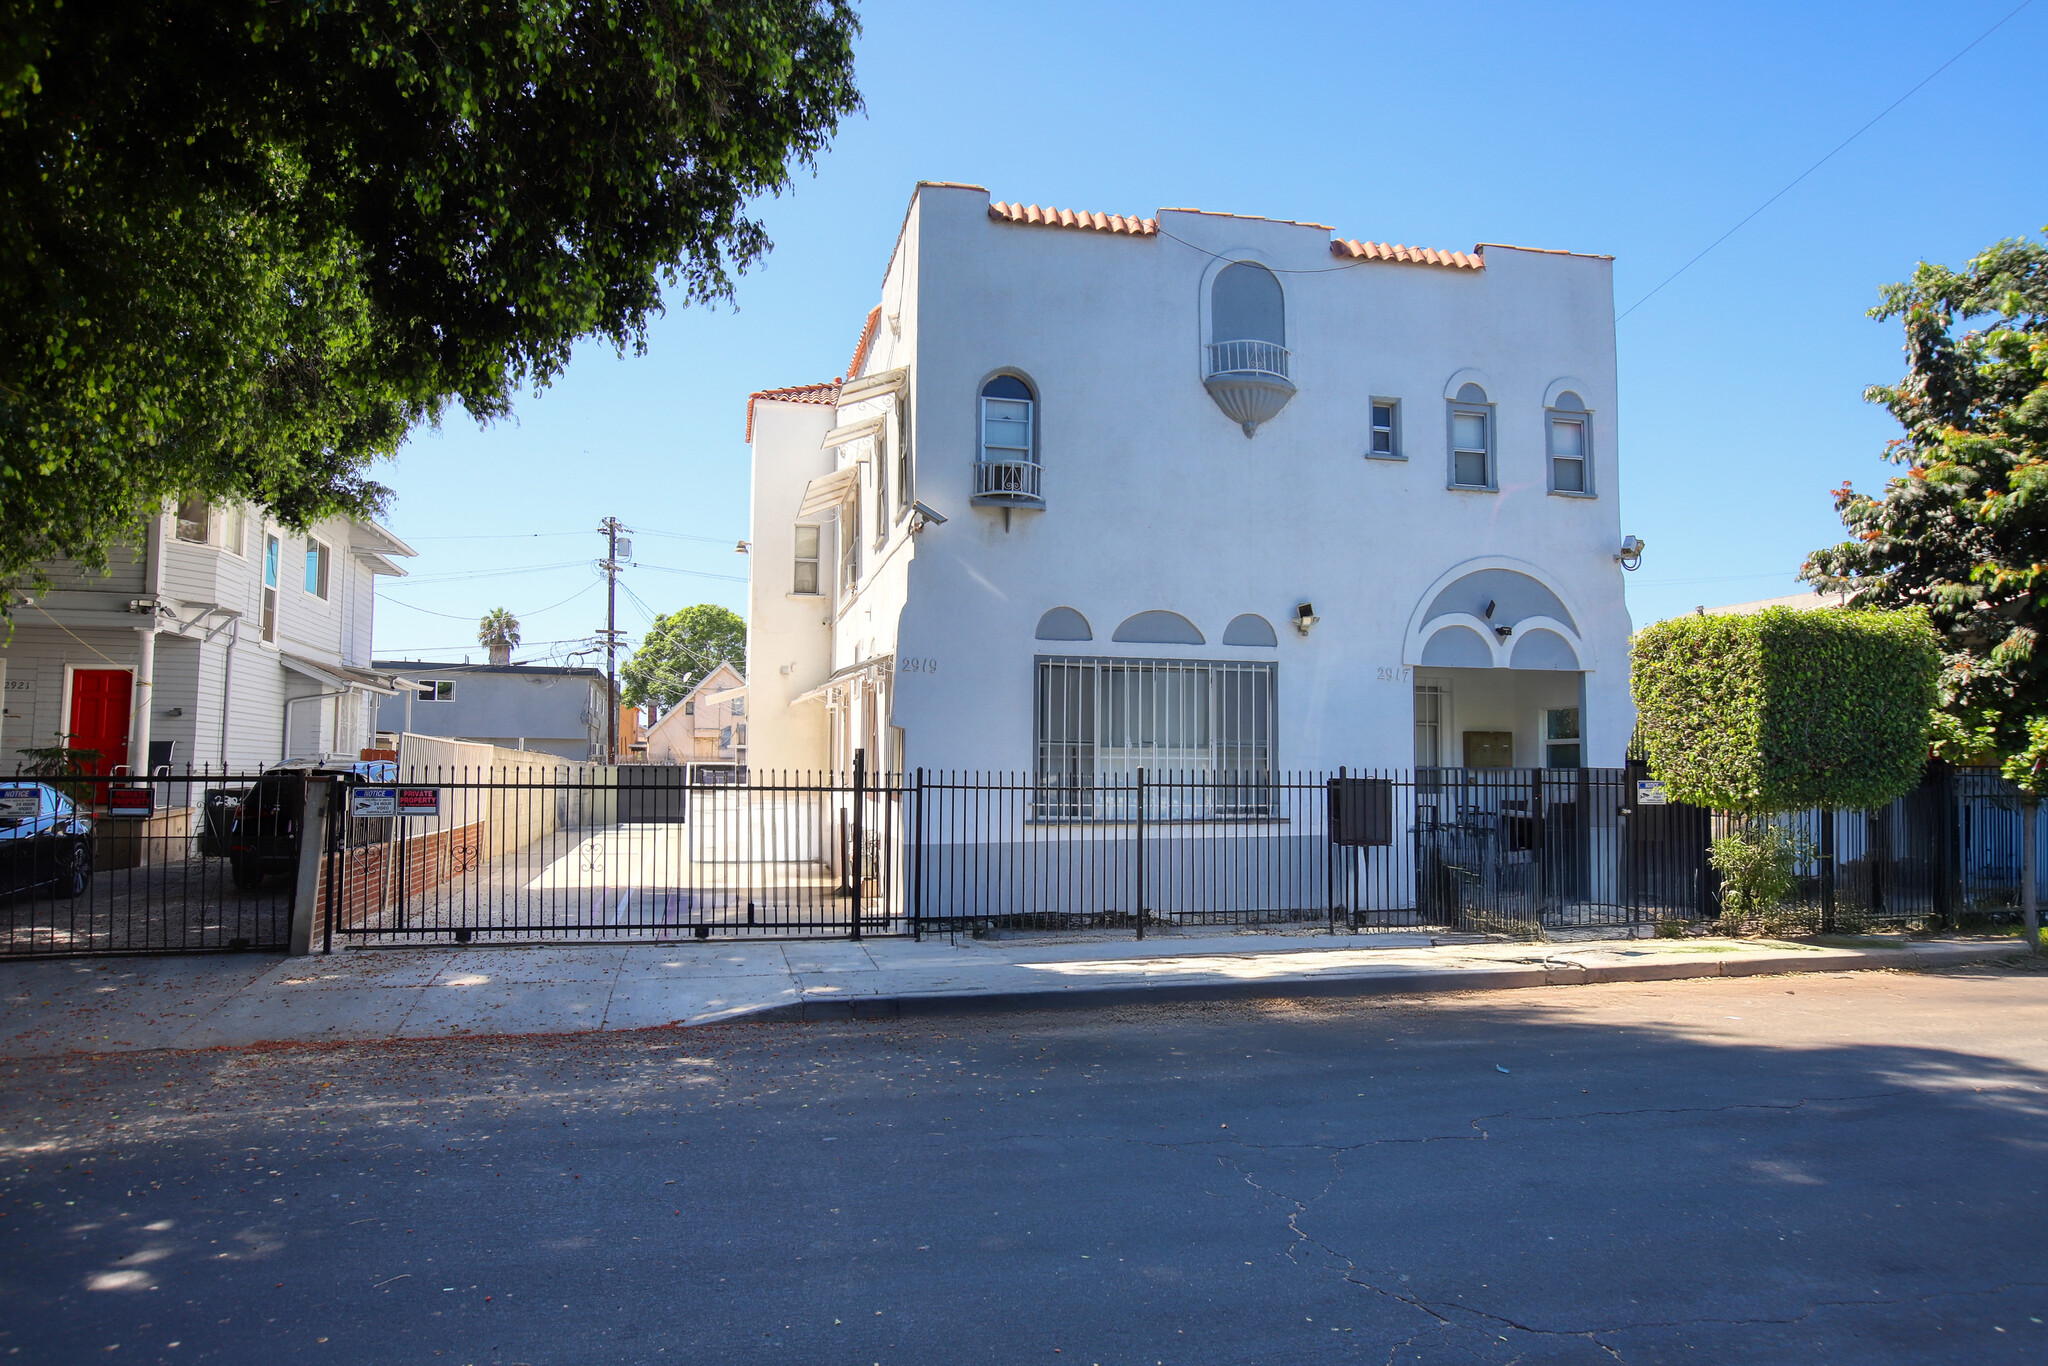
[819,416,884,450]
[796,466,860,518]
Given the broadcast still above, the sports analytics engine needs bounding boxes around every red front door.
[68,669,132,776]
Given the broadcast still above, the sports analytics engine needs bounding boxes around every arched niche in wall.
[1221,613,1278,647]
[1422,569,1579,637]
[1112,611,1205,645]
[1034,607,1093,642]
[1419,625,1494,668]
[1509,628,1581,671]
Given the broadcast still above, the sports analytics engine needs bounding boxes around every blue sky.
[373,0,2048,665]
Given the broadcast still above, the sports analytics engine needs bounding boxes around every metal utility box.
[1328,777,1393,847]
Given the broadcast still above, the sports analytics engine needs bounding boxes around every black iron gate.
[1,771,296,958]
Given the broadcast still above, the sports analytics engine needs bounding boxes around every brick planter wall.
[316,822,484,930]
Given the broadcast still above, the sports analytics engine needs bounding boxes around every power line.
[1617,0,2036,322]
[394,559,596,585]
[634,563,749,584]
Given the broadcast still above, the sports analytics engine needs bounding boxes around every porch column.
[128,624,156,774]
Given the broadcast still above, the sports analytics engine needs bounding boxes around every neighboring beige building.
[1681,588,1853,619]
[643,662,746,768]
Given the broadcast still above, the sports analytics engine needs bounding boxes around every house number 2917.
[900,658,939,674]
[1376,666,1412,683]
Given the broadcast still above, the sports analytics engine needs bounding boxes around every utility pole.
[598,517,630,764]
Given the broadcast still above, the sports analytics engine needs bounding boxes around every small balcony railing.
[974,457,1042,503]
[1205,339,1290,381]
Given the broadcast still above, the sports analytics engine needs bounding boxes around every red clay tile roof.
[846,306,882,381]
[746,380,840,442]
[1330,239,1485,270]
[989,201,1159,236]
[986,194,1486,270]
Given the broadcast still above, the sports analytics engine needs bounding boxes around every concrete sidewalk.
[0,931,2022,1057]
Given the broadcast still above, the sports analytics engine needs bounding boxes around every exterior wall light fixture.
[1615,535,1646,571]
[1293,601,1320,636]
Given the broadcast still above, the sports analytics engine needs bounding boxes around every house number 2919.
[900,658,939,674]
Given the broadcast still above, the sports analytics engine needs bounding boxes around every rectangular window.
[840,493,861,595]
[730,695,745,717]
[982,397,1032,457]
[1450,408,1491,488]
[224,504,247,556]
[304,539,330,598]
[175,496,210,544]
[1414,683,1446,767]
[896,396,912,513]
[874,451,889,548]
[416,679,455,702]
[261,534,280,643]
[1545,706,1582,769]
[1549,415,1588,494]
[1034,657,1276,819]
[792,525,821,595]
[1369,400,1400,458]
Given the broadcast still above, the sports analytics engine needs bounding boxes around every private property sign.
[107,787,155,817]
[397,787,441,817]
[351,787,442,818]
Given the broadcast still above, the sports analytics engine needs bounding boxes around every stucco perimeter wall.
[391,732,615,854]
[891,185,1634,773]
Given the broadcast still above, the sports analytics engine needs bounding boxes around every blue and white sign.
[351,787,398,818]
[1636,780,1669,807]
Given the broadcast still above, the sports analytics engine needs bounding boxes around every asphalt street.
[4,964,2047,1364]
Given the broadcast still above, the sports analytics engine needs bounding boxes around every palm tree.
[478,607,521,666]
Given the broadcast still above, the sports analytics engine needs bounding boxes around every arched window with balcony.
[1203,261,1295,436]
[974,373,1043,507]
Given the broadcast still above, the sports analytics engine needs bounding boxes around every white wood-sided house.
[1,499,416,777]
[743,182,1638,785]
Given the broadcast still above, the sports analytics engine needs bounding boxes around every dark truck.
[198,762,394,891]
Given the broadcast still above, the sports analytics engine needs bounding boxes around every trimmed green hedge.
[1630,606,1940,813]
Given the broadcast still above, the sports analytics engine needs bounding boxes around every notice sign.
[1636,780,1669,807]
[107,787,155,818]
[351,787,398,818]
[0,791,41,820]
[397,787,441,818]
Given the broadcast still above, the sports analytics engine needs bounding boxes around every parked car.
[0,782,95,898]
[199,769,309,891]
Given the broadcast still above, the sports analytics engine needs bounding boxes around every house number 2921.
[900,658,939,674]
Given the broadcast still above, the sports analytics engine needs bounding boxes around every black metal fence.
[11,759,2048,960]
[1,770,295,958]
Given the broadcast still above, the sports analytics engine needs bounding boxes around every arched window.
[1546,390,1591,496]
[1448,381,1493,490]
[1211,262,1284,347]
[1203,262,1295,436]
[975,374,1043,505]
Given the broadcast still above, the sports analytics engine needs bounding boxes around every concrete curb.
[754,939,2021,1024]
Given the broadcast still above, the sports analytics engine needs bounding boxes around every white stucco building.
[744,182,1636,783]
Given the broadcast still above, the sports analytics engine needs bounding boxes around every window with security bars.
[1035,657,1276,819]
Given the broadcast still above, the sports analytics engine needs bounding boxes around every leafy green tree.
[0,0,861,594]
[1803,227,2048,945]
[478,608,521,665]
[622,603,745,709]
